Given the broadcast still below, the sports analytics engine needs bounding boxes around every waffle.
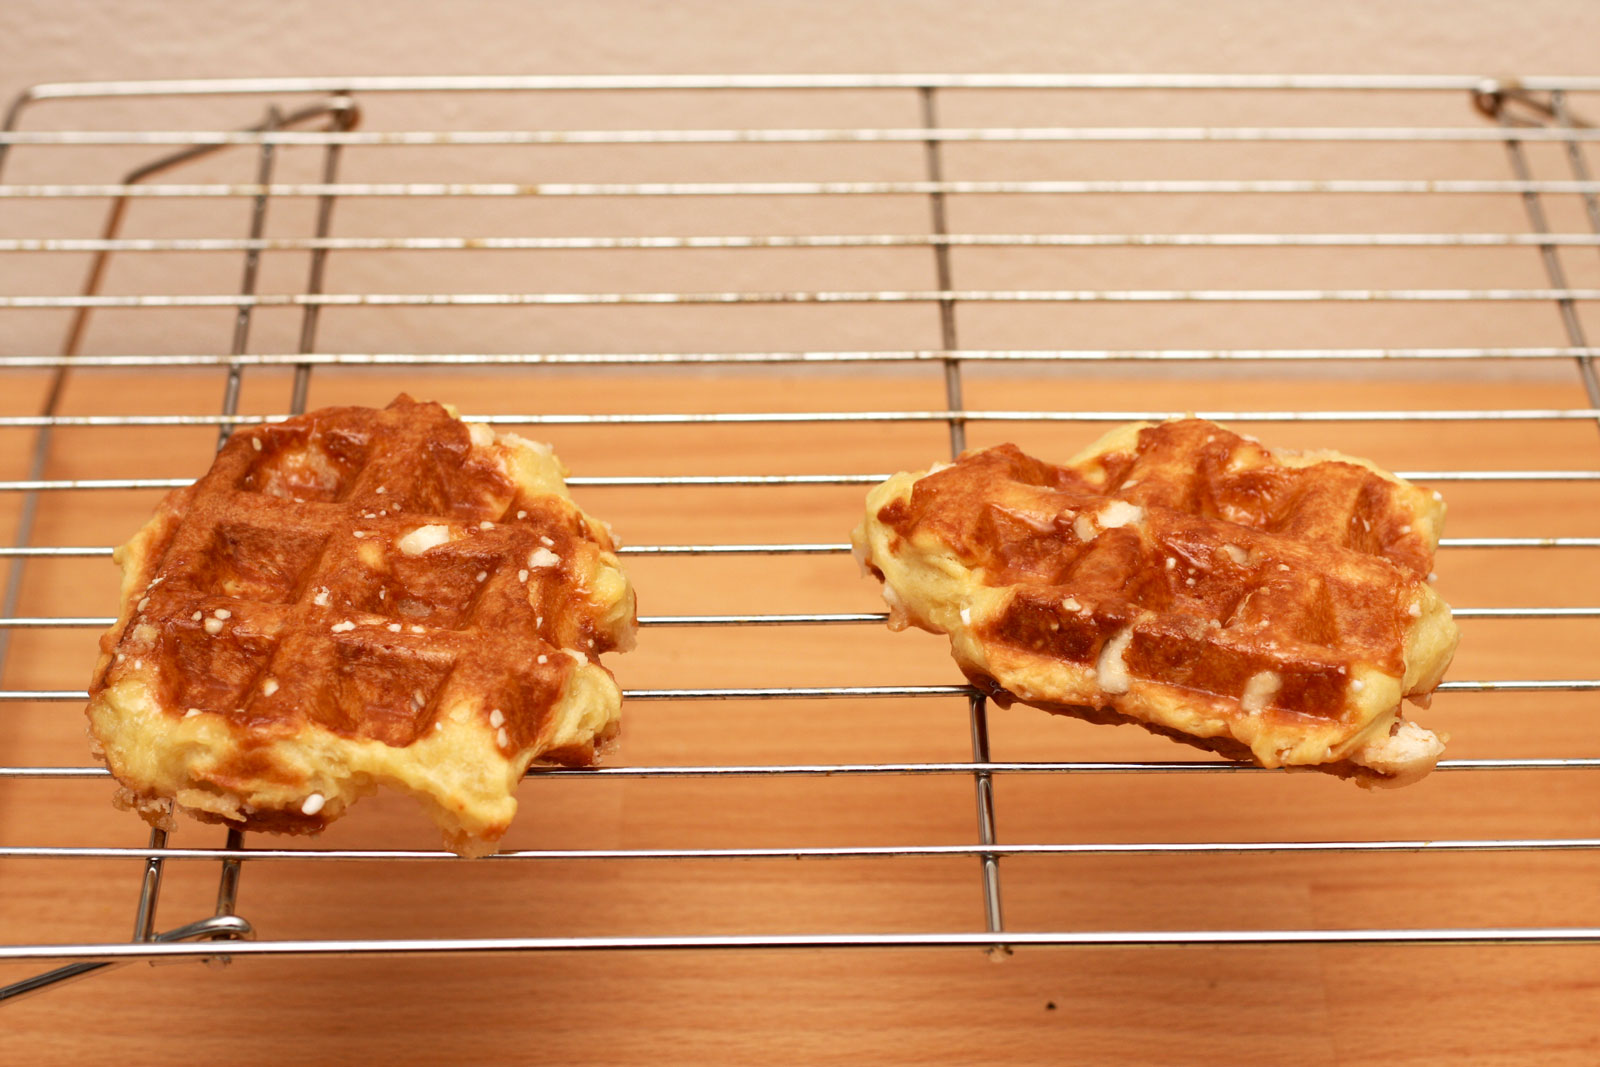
[851,418,1459,785]
[86,395,637,856]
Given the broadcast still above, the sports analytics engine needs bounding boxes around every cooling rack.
[1,74,1599,1007]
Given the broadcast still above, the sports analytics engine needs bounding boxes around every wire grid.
[1,74,1600,1001]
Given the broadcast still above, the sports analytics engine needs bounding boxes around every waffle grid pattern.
[88,396,633,846]
[857,419,1457,774]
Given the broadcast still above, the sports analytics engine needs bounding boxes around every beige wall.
[5,3,1600,367]
[5,3,1600,372]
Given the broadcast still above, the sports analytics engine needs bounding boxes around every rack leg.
[967,693,1010,958]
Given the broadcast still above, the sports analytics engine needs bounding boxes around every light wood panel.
[1,369,1597,1064]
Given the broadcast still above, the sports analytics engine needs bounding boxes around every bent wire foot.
[0,913,254,1005]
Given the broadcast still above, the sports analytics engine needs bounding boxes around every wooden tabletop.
[2,368,1598,1064]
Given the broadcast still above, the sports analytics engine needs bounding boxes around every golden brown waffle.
[852,419,1459,785]
[86,395,636,855]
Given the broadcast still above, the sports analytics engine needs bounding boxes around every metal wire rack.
[2,74,1599,1005]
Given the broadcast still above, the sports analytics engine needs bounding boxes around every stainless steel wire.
[10,926,1600,969]
[2,73,1599,999]
[2,678,1596,703]
[14,72,1600,92]
[3,469,1600,491]
[14,178,1600,199]
[6,287,1600,311]
[1,605,1597,630]
[6,756,1600,782]
[1,537,1598,558]
[8,837,1600,863]
[4,346,1600,369]
[13,124,1600,147]
[3,408,1599,428]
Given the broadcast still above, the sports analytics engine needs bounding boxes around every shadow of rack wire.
[1,73,1599,1004]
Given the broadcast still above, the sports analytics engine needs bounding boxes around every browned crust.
[961,667,1390,785]
[110,784,330,836]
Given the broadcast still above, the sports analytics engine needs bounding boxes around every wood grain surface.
[2,369,1598,1064]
